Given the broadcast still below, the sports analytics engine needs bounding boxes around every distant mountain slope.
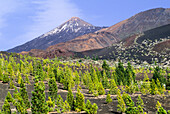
[123,24,170,47]
[98,8,170,39]
[7,17,104,53]
[42,8,170,54]
[77,24,170,64]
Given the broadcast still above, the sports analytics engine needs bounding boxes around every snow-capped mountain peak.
[41,17,94,38]
[8,17,104,52]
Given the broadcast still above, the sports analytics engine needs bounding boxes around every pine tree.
[17,71,22,85]
[19,79,30,109]
[117,89,126,113]
[56,94,64,113]
[13,97,27,114]
[125,62,136,85]
[13,87,20,100]
[156,78,165,95]
[122,93,137,114]
[115,60,125,85]
[2,99,11,114]
[48,77,58,100]
[75,88,85,111]
[9,78,14,89]
[62,66,74,90]
[150,79,158,95]
[67,88,74,109]
[136,95,144,109]
[102,60,111,78]
[7,63,13,77]
[31,81,48,113]
[109,78,118,95]
[75,71,80,86]
[152,66,166,86]
[63,100,71,112]
[91,103,98,114]
[6,91,13,102]
[85,99,92,114]
[98,82,105,95]
[157,106,167,114]
[47,97,55,112]
[25,74,30,84]
[29,62,33,74]
[106,94,112,103]
[2,72,9,83]
[36,61,44,80]
[85,100,98,114]
[102,70,109,89]
[0,68,3,81]
[156,101,161,111]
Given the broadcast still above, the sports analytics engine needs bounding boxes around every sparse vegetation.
[0,52,169,113]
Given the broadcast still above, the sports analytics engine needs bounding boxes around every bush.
[106,94,112,103]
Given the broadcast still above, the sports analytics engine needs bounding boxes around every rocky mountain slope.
[38,8,170,55]
[8,17,104,53]
[98,8,170,39]
[19,8,170,59]
[77,24,170,65]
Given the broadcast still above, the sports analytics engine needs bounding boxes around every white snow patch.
[74,27,81,32]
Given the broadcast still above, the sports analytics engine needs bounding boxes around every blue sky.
[0,0,169,51]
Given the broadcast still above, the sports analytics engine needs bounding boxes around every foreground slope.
[8,17,104,53]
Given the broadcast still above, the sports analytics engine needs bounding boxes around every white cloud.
[0,0,82,50]
[20,0,82,42]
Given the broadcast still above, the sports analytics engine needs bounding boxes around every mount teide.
[8,17,105,53]
[40,8,170,55]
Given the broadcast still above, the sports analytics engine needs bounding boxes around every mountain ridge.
[7,17,105,53]
[38,8,170,55]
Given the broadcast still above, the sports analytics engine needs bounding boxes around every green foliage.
[125,62,136,86]
[6,91,13,102]
[47,97,55,112]
[98,82,105,95]
[67,88,74,109]
[2,99,11,114]
[61,66,75,90]
[152,66,166,86]
[63,100,71,112]
[2,72,9,83]
[102,60,110,71]
[0,68,3,81]
[150,79,158,95]
[74,88,85,111]
[56,94,64,113]
[123,93,134,107]
[48,77,58,100]
[19,80,30,109]
[109,78,118,95]
[9,78,14,89]
[136,95,144,109]
[106,94,112,103]
[167,110,170,114]
[13,97,27,114]
[115,61,126,85]
[166,73,170,90]
[156,101,162,111]
[117,89,126,113]
[157,106,167,114]
[85,100,98,114]
[31,81,48,114]
[102,70,109,89]
[75,71,80,85]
